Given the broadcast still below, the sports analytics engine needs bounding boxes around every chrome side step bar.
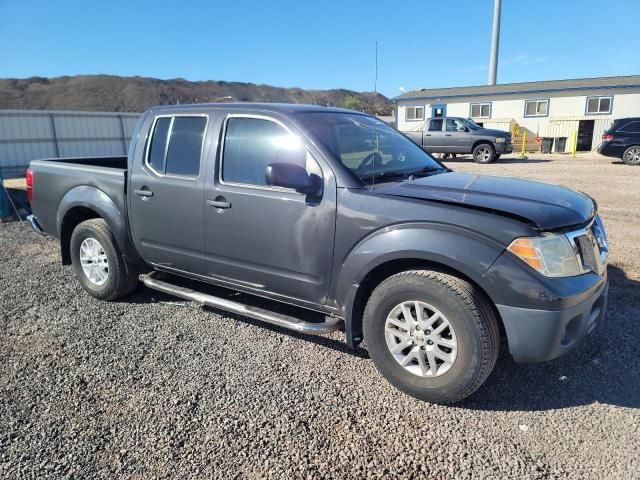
[140,271,343,335]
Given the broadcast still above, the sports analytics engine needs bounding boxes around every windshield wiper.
[361,166,444,183]
[405,166,445,177]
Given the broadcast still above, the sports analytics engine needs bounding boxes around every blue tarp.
[0,169,12,218]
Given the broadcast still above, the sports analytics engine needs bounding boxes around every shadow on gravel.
[123,274,370,359]
[461,265,640,412]
[121,268,639,410]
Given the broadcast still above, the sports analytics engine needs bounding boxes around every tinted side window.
[428,119,443,131]
[148,117,171,172]
[620,121,640,133]
[223,118,307,187]
[446,119,465,132]
[165,117,207,176]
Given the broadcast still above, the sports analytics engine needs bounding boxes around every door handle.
[135,189,153,197]
[207,199,231,209]
[445,134,452,136]
[425,134,432,136]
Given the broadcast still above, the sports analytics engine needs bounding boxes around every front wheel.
[473,143,496,163]
[622,146,640,165]
[70,219,139,301]
[363,270,499,404]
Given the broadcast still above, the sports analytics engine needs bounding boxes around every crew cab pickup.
[404,116,513,163]
[27,103,609,404]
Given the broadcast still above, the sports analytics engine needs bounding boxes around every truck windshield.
[461,118,481,130]
[297,112,446,183]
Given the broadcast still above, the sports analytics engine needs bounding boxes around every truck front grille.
[567,216,608,276]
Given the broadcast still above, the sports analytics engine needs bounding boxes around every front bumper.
[496,143,513,154]
[497,279,608,363]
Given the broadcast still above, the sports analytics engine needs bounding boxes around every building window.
[586,96,612,115]
[405,106,425,121]
[524,99,549,117]
[470,103,491,118]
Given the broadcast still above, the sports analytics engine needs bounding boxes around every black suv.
[598,117,640,165]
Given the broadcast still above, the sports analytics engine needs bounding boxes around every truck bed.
[28,155,128,238]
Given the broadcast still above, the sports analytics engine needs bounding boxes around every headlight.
[495,137,506,143]
[507,233,581,277]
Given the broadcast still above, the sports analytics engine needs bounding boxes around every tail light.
[26,168,33,204]
[602,133,614,142]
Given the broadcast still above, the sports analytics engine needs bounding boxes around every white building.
[394,75,640,152]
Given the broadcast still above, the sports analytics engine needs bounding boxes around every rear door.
[423,118,445,151]
[203,113,337,306]
[128,112,210,274]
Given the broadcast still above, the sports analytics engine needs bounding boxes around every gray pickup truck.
[404,117,513,163]
[27,103,608,404]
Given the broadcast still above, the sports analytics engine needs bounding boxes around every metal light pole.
[488,0,502,85]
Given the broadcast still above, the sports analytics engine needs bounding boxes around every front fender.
[333,223,505,346]
[57,186,137,263]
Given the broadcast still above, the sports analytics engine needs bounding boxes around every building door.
[577,120,594,151]
[431,104,447,118]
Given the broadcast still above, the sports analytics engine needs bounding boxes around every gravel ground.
[1,153,639,479]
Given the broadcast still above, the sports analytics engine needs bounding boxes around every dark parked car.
[26,103,608,404]
[404,117,513,163]
[598,117,640,165]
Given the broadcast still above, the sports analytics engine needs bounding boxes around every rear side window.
[428,119,443,131]
[147,116,207,177]
[620,121,640,133]
[165,117,207,176]
[222,117,307,187]
[148,117,171,172]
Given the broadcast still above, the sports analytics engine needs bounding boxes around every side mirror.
[265,162,322,196]
[457,126,468,132]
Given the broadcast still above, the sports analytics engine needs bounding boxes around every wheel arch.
[344,257,505,349]
[472,139,495,152]
[57,186,139,265]
[335,224,506,348]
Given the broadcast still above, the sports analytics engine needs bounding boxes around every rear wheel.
[70,219,138,301]
[473,143,496,163]
[622,146,640,165]
[363,270,499,404]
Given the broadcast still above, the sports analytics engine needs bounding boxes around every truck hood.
[475,127,510,137]
[374,172,595,230]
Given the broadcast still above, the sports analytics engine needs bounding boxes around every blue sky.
[1,0,638,98]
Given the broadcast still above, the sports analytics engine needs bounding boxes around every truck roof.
[148,102,363,116]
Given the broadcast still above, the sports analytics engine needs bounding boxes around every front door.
[129,113,209,274]
[431,104,447,118]
[444,118,473,153]
[204,114,336,306]
[577,120,595,151]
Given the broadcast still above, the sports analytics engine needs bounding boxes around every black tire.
[472,143,496,163]
[70,218,138,301]
[622,146,640,165]
[363,270,499,404]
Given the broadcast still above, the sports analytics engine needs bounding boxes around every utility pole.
[488,0,502,85]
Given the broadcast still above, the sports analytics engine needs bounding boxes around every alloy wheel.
[79,237,109,286]
[384,301,457,377]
